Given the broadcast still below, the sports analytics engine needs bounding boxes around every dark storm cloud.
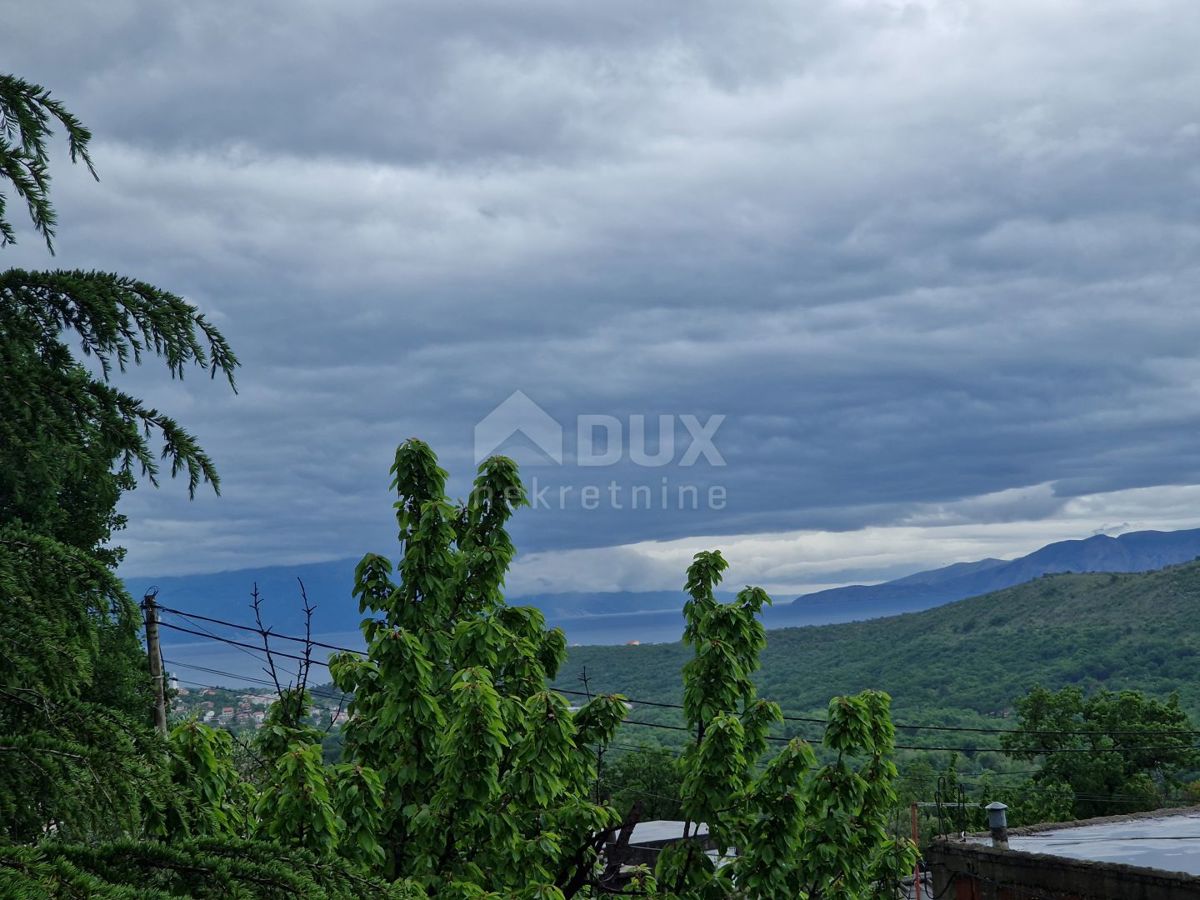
[6,0,842,165]
[5,0,1200,581]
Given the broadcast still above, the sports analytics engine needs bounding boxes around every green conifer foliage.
[0,72,238,844]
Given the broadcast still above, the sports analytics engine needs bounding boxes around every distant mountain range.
[124,527,1200,669]
[122,559,729,658]
[763,526,1200,627]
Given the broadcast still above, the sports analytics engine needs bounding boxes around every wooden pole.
[144,591,168,736]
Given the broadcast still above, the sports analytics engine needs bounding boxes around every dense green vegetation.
[313,441,914,897]
[558,563,1200,828]
[599,747,685,820]
[555,563,1200,737]
[1001,685,1198,819]
[0,72,237,843]
[3,308,918,899]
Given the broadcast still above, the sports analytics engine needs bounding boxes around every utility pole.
[143,589,168,736]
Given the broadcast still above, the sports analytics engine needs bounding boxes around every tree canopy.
[1001,685,1199,819]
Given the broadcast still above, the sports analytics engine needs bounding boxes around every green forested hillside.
[555,561,1200,746]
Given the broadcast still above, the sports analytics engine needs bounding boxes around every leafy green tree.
[920,755,1073,833]
[1001,685,1199,818]
[895,757,937,808]
[969,774,1074,829]
[153,720,255,840]
[249,688,389,870]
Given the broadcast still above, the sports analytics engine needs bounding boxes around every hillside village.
[169,682,347,733]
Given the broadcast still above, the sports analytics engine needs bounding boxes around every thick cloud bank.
[6,0,1200,588]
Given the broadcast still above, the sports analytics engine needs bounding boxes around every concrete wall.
[928,841,1200,900]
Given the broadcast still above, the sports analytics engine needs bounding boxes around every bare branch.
[297,577,315,695]
[250,583,283,699]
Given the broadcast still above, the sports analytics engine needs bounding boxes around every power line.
[617,717,1200,755]
[162,617,310,686]
[158,605,368,657]
[155,601,1200,745]
[558,688,1200,740]
[519,742,1187,806]
[160,654,1200,814]
[173,675,265,695]
[158,620,333,667]
[161,605,279,670]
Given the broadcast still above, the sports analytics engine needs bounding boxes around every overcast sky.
[7,0,1200,595]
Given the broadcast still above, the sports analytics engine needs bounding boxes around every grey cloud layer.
[5,0,1200,577]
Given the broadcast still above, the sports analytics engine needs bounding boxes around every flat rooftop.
[972,808,1200,875]
[627,820,709,845]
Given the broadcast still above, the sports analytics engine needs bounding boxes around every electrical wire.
[159,617,309,686]
[158,620,332,667]
[155,600,1200,747]
[159,660,1200,818]
[616,717,1200,755]
[158,605,367,656]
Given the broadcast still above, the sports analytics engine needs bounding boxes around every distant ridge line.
[765,526,1200,627]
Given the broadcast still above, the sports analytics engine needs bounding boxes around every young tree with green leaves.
[656,550,916,898]
[326,439,627,897]
[599,746,685,820]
